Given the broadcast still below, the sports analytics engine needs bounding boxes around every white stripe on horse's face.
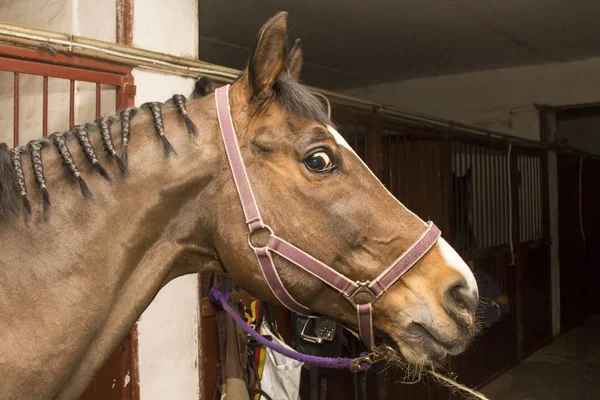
[327,125,354,153]
[325,124,479,308]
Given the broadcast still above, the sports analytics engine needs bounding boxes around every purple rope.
[208,285,371,372]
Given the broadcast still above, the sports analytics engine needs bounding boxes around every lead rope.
[208,285,383,373]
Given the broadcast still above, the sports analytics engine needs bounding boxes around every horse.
[0,12,478,400]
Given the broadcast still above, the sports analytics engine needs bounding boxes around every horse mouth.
[393,322,473,364]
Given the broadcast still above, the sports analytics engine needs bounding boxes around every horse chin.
[383,325,473,367]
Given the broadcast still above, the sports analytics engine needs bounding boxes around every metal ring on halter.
[247,224,274,250]
[344,281,378,307]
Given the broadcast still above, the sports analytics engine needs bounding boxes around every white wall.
[132,1,200,399]
[133,71,200,400]
[1,1,201,397]
[345,56,600,141]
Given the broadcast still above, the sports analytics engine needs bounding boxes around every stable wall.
[344,58,600,337]
[132,1,200,399]
[344,56,600,142]
[0,1,201,398]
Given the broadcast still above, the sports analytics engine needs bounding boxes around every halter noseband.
[215,85,441,349]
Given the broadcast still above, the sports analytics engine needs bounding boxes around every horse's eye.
[305,151,334,172]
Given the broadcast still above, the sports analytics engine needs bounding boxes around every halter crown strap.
[215,85,440,349]
[215,85,264,232]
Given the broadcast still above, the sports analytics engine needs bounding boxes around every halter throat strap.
[215,84,441,348]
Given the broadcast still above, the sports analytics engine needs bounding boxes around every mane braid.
[9,148,32,224]
[27,140,51,217]
[145,102,176,157]
[72,125,111,182]
[172,94,198,139]
[96,116,128,177]
[50,133,92,199]
[119,108,137,168]
[0,143,19,221]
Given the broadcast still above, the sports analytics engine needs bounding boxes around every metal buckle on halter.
[349,345,396,373]
[300,316,336,344]
[344,281,377,307]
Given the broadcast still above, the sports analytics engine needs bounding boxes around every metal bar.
[459,142,467,251]
[467,143,475,249]
[531,156,536,240]
[0,43,132,74]
[96,82,101,118]
[440,135,452,237]
[0,56,126,86]
[43,75,48,138]
[490,146,497,246]
[69,79,75,128]
[518,156,523,241]
[494,148,503,245]
[531,155,541,240]
[523,156,528,241]
[526,156,532,241]
[504,148,509,243]
[416,136,422,217]
[13,72,19,147]
[485,143,492,247]
[476,145,484,248]
[528,156,534,241]
[536,156,542,239]
[386,130,392,193]
[403,134,408,203]
[422,139,428,220]
[541,151,551,242]
[499,148,504,243]
[396,132,401,200]
[451,141,458,248]
[390,131,396,196]
[116,0,134,47]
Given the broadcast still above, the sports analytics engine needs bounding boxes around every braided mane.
[0,78,214,225]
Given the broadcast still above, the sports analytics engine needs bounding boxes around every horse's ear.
[287,39,303,80]
[247,12,288,98]
[191,77,216,99]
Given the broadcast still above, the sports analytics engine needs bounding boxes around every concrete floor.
[480,315,600,400]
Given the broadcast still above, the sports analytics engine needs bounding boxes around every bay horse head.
[214,12,478,364]
[0,11,477,399]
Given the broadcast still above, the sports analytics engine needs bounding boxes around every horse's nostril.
[446,282,478,316]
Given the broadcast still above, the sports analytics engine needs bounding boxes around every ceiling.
[199,0,600,90]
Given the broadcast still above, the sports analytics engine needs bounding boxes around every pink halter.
[215,85,441,349]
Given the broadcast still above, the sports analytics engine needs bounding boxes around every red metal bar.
[127,326,140,400]
[70,79,75,128]
[117,0,134,46]
[0,57,126,86]
[0,44,131,75]
[96,83,101,118]
[13,72,19,147]
[43,76,48,138]
[116,72,136,109]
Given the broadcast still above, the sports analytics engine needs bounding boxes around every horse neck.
[0,95,225,399]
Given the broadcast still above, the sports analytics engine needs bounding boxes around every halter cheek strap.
[215,84,441,349]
